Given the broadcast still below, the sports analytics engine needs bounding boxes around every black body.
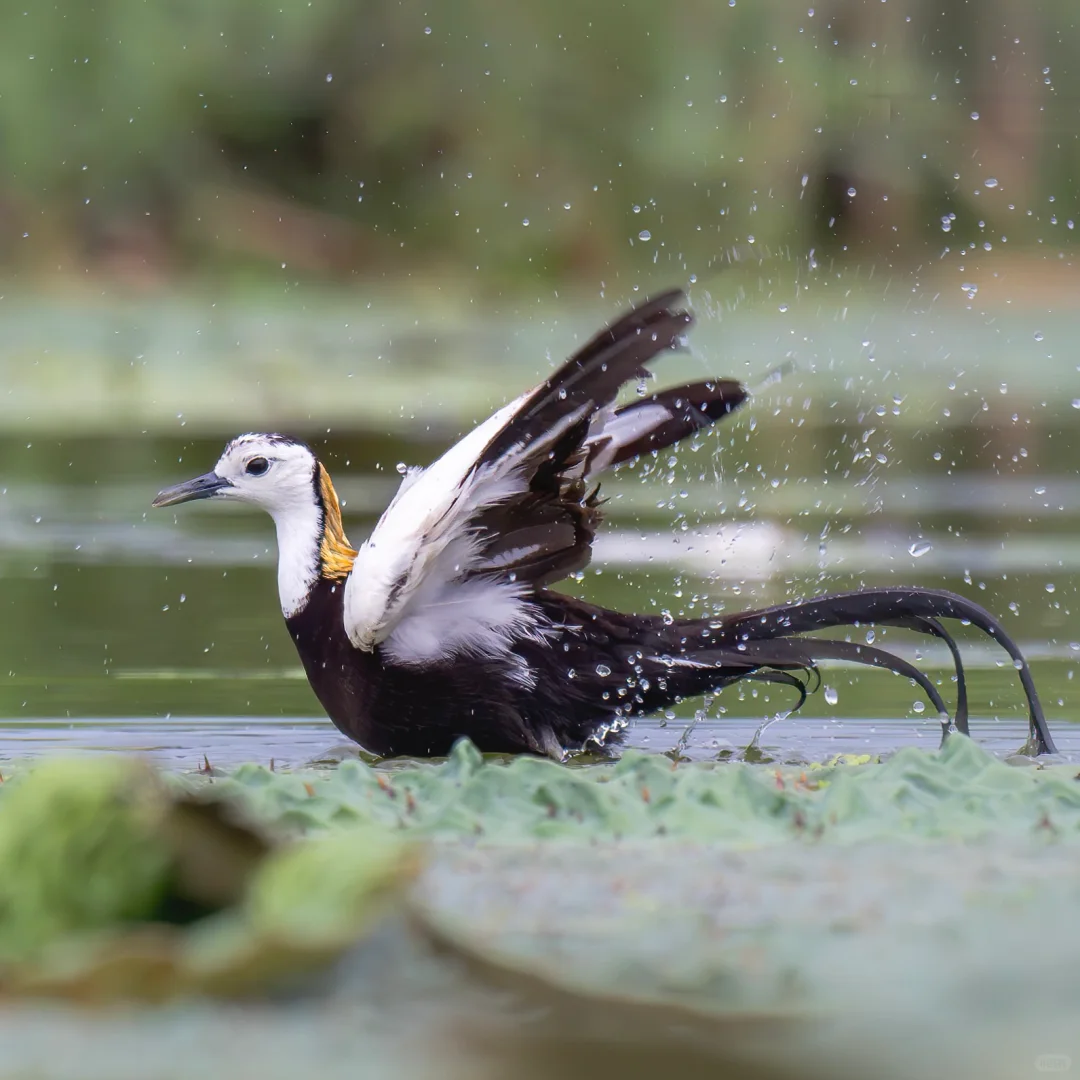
[287,577,1057,757]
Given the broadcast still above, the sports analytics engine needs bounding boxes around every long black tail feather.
[712,587,1054,754]
[720,634,952,722]
[879,615,970,735]
[740,668,811,712]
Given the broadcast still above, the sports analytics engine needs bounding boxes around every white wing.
[342,291,741,667]
[344,392,549,662]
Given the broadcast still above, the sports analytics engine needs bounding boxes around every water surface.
[1,291,1077,765]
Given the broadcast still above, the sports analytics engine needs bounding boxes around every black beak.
[152,471,231,508]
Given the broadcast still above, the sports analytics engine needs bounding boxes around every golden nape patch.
[318,464,357,580]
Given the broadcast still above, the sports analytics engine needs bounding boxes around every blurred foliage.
[0,756,418,1001]
[0,0,1077,284]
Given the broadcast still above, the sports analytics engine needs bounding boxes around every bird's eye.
[246,457,270,476]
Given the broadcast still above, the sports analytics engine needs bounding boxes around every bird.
[152,289,1057,758]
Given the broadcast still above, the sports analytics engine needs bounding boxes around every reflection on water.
[0,297,1077,764]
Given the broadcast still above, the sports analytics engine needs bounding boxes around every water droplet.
[908,540,933,558]
[522,218,530,227]
[563,202,571,210]
[778,303,788,313]
[596,664,612,677]
[912,700,925,714]
[325,73,333,82]
[823,686,839,706]
[632,204,641,214]
[747,234,756,244]
[1072,400,1080,410]
[970,110,980,120]
[638,229,652,241]
[846,186,857,197]
[984,177,998,188]
[1046,583,1056,594]
[1034,330,1044,341]
[424,25,432,34]
[865,629,876,645]
[395,462,408,475]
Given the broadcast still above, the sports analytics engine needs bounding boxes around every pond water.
[1,288,1078,767]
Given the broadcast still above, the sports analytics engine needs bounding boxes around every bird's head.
[153,433,356,614]
[152,433,319,517]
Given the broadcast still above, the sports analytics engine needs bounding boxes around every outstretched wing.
[343,290,747,664]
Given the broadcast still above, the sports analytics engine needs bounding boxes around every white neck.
[272,500,322,618]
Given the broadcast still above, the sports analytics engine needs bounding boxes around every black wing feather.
[477,289,692,468]
[596,378,748,470]
[468,290,748,587]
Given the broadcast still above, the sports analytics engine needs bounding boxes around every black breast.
[284,578,386,749]
[284,579,567,756]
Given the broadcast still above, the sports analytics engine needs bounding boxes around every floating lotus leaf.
[212,733,1080,846]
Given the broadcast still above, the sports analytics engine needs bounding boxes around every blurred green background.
[1,0,1077,287]
[0,0,1078,762]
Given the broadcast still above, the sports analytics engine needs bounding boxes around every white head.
[153,433,319,514]
[153,433,338,617]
